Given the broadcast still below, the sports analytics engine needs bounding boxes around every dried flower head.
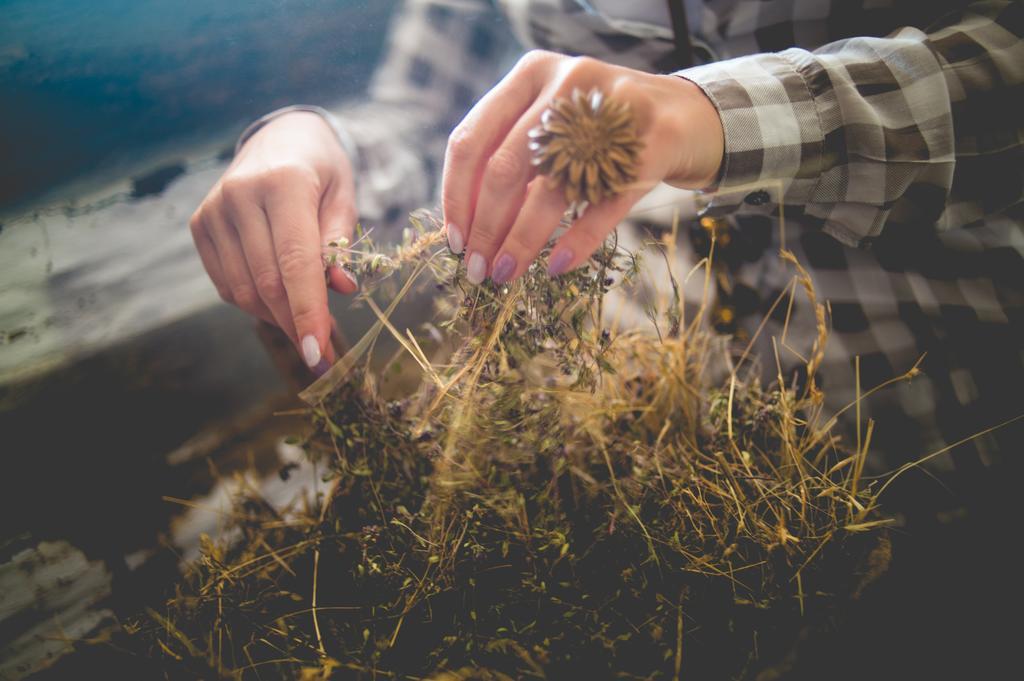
[529,87,643,214]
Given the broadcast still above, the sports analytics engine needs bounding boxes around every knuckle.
[446,126,474,164]
[257,164,319,195]
[506,229,537,255]
[576,214,607,239]
[443,195,468,223]
[612,76,650,113]
[188,210,204,236]
[610,75,637,99]
[253,270,287,302]
[517,49,555,73]
[572,228,607,258]
[485,148,525,187]
[469,218,500,246]
[277,245,316,280]
[231,283,260,313]
[218,176,253,209]
[566,55,600,79]
[290,307,321,334]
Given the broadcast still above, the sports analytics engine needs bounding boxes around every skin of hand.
[442,50,725,285]
[189,111,359,373]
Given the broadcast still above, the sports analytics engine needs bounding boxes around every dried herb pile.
[134,215,892,679]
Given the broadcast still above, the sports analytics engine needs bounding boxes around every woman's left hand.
[441,49,724,285]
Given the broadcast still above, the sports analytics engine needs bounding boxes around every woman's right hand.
[189,111,359,373]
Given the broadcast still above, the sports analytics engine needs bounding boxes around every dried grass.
[133,212,898,679]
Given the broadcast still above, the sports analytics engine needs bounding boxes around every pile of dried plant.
[131,214,894,679]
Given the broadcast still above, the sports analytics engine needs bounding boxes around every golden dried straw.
[529,87,643,213]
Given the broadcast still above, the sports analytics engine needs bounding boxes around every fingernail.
[301,335,321,368]
[466,252,487,285]
[548,249,575,276]
[446,223,464,255]
[312,358,331,377]
[337,265,359,289]
[492,253,516,285]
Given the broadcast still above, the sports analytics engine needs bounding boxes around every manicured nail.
[312,358,331,377]
[466,252,487,285]
[446,223,464,255]
[548,249,574,276]
[337,265,359,289]
[492,253,516,285]
[301,335,321,368]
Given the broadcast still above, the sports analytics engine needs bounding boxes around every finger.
[189,210,232,304]
[264,181,335,370]
[203,207,277,326]
[489,178,568,284]
[462,94,567,285]
[327,265,358,295]
[319,182,359,296]
[442,51,552,256]
[548,185,653,276]
[220,190,299,344]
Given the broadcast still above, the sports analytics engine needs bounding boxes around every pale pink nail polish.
[301,335,321,368]
[447,223,465,255]
[467,252,487,285]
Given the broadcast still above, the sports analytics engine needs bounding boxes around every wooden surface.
[0,541,113,681]
[0,142,231,385]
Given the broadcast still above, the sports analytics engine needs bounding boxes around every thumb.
[320,180,360,295]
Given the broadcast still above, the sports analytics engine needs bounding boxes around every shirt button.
[744,189,770,206]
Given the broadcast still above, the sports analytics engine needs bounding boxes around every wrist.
[692,83,725,189]
[257,109,338,148]
[236,105,357,166]
[665,76,724,190]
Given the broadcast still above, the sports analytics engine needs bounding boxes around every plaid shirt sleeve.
[678,1,1023,249]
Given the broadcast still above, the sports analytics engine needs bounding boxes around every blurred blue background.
[0,0,397,209]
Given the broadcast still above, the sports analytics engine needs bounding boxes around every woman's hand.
[189,111,359,373]
[442,50,724,285]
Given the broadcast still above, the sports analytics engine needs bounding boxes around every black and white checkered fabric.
[246,0,1023,484]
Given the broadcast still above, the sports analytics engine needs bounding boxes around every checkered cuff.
[677,50,829,221]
